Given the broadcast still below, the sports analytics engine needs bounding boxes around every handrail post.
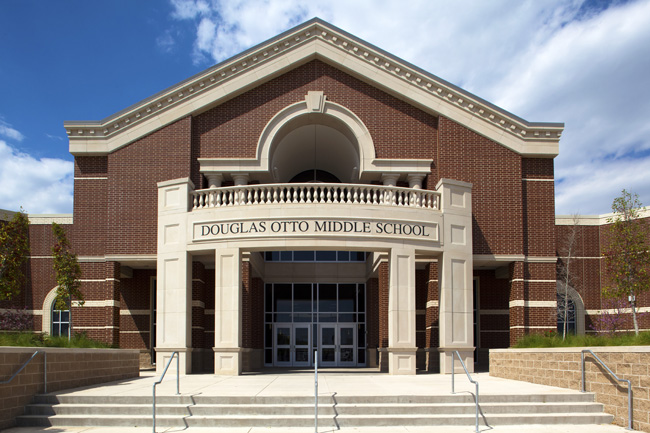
[314,349,318,433]
[152,351,181,433]
[450,351,479,433]
[451,352,455,393]
[581,349,633,430]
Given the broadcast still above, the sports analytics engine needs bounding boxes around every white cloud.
[156,29,177,53]
[168,0,650,215]
[555,155,650,215]
[0,120,25,142]
[0,140,73,214]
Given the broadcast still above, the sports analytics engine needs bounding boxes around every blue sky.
[1,0,649,215]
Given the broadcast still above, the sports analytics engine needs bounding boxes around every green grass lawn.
[513,331,650,348]
[0,331,112,348]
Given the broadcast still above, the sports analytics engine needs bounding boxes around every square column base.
[155,348,191,375]
[439,347,474,374]
[388,348,417,375]
[213,348,242,375]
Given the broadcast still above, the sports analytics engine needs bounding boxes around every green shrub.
[0,331,111,348]
[514,331,650,348]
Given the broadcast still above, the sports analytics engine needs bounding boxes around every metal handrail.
[152,352,180,433]
[0,350,47,393]
[581,349,633,430]
[314,349,318,433]
[451,351,479,433]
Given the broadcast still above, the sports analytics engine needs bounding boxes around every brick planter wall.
[490,347,650,432]
[0,347,140,430]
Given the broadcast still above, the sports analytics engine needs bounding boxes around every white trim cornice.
[65,19,562,158]
[28,214,73,224]
[556,207,650,225]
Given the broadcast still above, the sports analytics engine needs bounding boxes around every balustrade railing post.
[189,184,442,214]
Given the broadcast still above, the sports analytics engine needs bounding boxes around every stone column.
[213,247,242,375]
[387,247,417,375]
[436,179,474,373]
[156,178,194,374]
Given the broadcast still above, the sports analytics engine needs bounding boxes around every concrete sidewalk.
[4,370,631,433]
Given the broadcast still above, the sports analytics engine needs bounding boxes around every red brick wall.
[416,268,427,348]
[119,269,154,350]
[438,117,523,255]
[241,261,251,348]
[476,270,509,349]
[425,262,439,349]
[73,157,107,256]
[366,277,379,349]
[192,262,207,350]
[106,117,192,255]
[378,262,389,349]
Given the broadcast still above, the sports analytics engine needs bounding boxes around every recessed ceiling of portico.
[271,122,359,183]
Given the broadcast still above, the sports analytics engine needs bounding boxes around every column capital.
[205,173,223,188]
[381,173,400,186]
[407,173,425,189]
[232,173,250,186]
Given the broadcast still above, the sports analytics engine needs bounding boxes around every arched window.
[52,305,70,337]
[557,292,576,337]
[556,281,585,336]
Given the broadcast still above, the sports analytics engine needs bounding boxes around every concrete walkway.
[4,370,631,433]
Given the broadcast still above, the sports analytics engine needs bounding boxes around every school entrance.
[265,282,367,368]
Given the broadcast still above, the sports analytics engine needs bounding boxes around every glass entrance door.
[265,282,366,368]
[338,324,356,367]
[274,325,292,367]
[319,323,356,367]
[274,324,311,367]
[293,325,311,367]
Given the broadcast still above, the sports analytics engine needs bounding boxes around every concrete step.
[17,392,614,428]
[16,412,614,428]
[16,414,338,428]
[25,401,606,417]
[24,403,337,416]
[30,392,597,406]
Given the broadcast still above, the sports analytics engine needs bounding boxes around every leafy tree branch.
[0,210,30,301]
[602,190,650,335]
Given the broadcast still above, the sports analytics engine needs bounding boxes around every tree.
[0,210,30,301]
[52,223,83,339]
[557,214,580,340]
[602,190,650,335]
[557,214,580,339]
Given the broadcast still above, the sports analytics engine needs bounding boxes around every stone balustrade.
[191,183,440,211]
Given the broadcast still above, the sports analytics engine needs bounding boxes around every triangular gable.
[65,18,562,157]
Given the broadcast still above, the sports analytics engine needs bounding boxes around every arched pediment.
[198,92,432,184]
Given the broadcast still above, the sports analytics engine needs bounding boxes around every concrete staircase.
[17,392,613,428]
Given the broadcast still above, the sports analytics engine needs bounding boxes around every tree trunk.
[631,298,639,336]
